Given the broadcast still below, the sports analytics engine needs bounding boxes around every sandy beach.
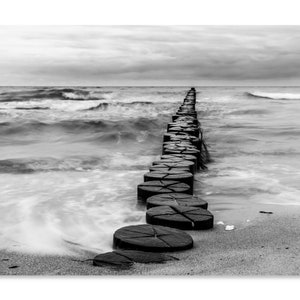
[1,203,300,276]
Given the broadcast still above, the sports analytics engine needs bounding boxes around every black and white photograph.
[0,0,300,297]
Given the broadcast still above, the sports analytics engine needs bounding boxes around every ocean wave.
[0,88,100,102]
[84,102,109,110]
[0,98,172,112]
[226,108,269,115]
[127,101,154,105]
[0,99,105,111]
[0,153,156,174]
[41,88,92,100]
[246,91,300,100]
[0,117,165,137]
[83,101,154,111]
[0,157,103,173]
[15,106,50,110]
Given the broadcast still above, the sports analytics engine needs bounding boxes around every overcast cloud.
[0,26,300,86]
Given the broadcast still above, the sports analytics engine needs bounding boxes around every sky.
[0,25,300,86]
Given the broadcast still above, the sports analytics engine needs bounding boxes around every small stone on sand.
[225,225,235,231]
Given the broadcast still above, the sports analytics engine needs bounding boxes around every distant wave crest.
[0,117,163,138]
[0,88,100,102]
[84,101,154,111]
[246,91,300,100]
[15,106,50,110]
[38,88,92,100]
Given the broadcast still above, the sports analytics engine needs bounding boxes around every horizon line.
[1,85,300,88]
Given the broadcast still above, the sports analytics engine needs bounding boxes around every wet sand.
[1,204,300,276]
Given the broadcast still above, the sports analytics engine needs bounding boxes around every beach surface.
[1,204,300,276]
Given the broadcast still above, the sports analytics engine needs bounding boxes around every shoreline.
[1,204,300,276]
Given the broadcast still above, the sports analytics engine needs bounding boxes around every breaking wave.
[226,108,269,115]
[83,101,155,111]
[0,87,100,102]
[15,107,50,110]
[246,91,300,100]
[0,157,106,173]
[0,117,165,138]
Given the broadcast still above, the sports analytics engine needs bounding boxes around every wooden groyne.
[93,88,213,267]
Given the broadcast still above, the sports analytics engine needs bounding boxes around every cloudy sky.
[0,26,300,86]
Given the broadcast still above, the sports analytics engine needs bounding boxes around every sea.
[0,86,299,255]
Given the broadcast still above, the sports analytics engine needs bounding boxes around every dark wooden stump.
[146,206,214,230]
[113,224,193,252]
[146,193,208,209]
[152,158,188,164]
[144,171,194,190]
[93,250,177,267]
[151,161,195,173]
[171,115,199,125]
[161,154,197,167]
[168,126,199,137]
[137,180,192,201]
[164,148,200,168]
[149,165,190,173]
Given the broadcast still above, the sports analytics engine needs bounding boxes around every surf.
[246,91,300,100]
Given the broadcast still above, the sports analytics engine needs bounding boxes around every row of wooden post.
[93,88,213,267]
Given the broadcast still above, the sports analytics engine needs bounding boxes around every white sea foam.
[247,91,300,100]
[0,99,104,111]
[0,170,146,255]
